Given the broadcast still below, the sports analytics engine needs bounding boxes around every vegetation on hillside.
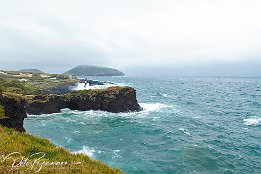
[2,80,41,95]
[0,105,5,119]
[64,65,125,76]
[0,125,121,174]
[70,86,125,94]
[0,78,3,95]
[69,86,132,98]
[0,72,78,95]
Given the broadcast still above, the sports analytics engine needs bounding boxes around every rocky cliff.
[0,95,27,132]
[27,86,141,115]
[0,86,140,132]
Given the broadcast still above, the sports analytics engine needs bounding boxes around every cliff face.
[0,95,27,132]
[27,86,141,115]
[0,86,140,132]
[26,95,62,115]
[66,86,140,113]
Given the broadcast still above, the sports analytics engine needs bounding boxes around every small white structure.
[40,74,51,78]
[15,73,33,77]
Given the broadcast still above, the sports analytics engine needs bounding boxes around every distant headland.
[64,65,125,76]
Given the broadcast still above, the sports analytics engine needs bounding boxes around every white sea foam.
[140,103,170,112]
[179,128,191,136]
[31,102,171,121]
[166,131,172,134]
[73,146,96,158]
[160,93,171,98]
[152,116,161,121]
[112,150,121,159]
[243,117,261,126]
[65,118,76,123]
[65,137,72,143]
[75,83,87,90]
[162,94,168,98]
[27,112,61,118]
[74,82,123,90]
[113,150,120,152]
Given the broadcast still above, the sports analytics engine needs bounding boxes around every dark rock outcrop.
[26,95,63,115]
[41,83,78,95]
[27,86,141,115]
[0,86,140,132]
[0,95,27,132]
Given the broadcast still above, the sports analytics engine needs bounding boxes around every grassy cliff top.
[0,125,121,174]
[69,86,132,95]
[64,65,125,76]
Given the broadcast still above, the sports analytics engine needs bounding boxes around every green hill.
[0,125,121,174]
[19,69,43,73]
[64,65,125,76]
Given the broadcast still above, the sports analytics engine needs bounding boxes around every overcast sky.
[0,0,260,76]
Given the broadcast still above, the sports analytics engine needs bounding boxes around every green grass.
[70,86,131,95]
[0,105,5,119]
[0,76,79,96]
[0,125,121,174]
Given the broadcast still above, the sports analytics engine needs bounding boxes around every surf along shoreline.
[0,73,141,173]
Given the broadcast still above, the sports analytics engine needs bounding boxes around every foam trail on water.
[179,128,191,136]
[243,117,261,126]
[160,93,171,98]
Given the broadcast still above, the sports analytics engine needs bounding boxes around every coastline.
[0,75,141,173]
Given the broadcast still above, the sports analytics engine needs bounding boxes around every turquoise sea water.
[24,76,261,174]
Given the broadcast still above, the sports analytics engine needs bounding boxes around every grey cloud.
[0,0,260,76]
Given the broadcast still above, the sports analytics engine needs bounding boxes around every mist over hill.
[19,69,43,73]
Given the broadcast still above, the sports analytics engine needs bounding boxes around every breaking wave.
[243,117,261,126]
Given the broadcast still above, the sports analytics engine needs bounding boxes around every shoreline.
[0,75,141,173]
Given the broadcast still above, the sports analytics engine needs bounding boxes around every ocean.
[24,76,261,174]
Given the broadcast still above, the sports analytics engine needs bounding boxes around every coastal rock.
[0,95,27,132]
[26,86,141,115]
[41,83,78,95]
[0,86,140,132]
[66,86,140,113]
[26,95,63,115]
